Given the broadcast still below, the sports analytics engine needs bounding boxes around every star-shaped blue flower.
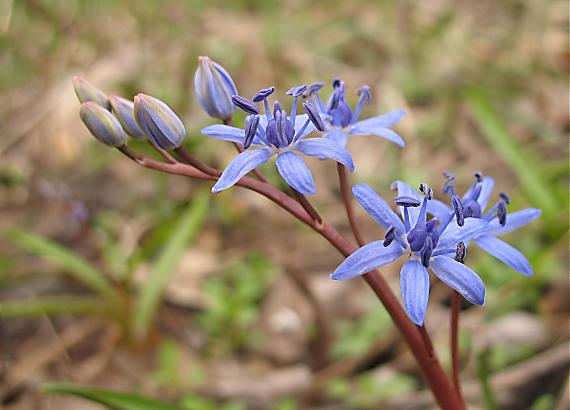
[332,182,489,325]
[304,80,406,147]
[202,85,354,194]
[440,173,541,276]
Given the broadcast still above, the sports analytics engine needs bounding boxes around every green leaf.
[42,383,182,410]
[0,297,107,317]
[132,190,209,338]
[9,230,115,300]
[465,88,557,216]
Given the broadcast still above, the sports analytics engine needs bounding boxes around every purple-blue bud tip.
[455,241,466,263]
[109,95,145,140]
[79,102,126,147]
[194,56,238,120]
[244,114,260,149]
[252,86,275,102]
[231,95,260,115]
[134,93,186,150]
[72,76,110,109]
[287,85,307,97]
[303,102,326,132]
[394,196,421,207]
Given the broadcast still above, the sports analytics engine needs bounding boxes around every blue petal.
[322,129,348,146]
[352,109,406,129]
[477,176,495,211]
[392,180,423,226]
[212,148,272,193]
[489,208,541,236]
[202,124,265,146]
[430,256,486,305]
[400,260,430,325]
[295,138,355,171]
[275,151,316,195]
[331,241,404,280]
[428,199,452,222]
[437,218,490,249]
[475,235,533,276]
[352,183,406,235]
[349,125,405,147]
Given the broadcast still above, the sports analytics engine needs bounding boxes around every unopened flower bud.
[109,96,145,140]
[72,76,110,109]
[79,102,126,147]
[194,56,238,120]
[134,94,186,150]
[244,114,260,149]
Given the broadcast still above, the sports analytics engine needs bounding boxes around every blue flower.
[304,80,406,147]
[202,85,355,195]
[331,182,489,325]
[440,172,541,276]
[194,56,238,121]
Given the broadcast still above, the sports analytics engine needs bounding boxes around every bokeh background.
[1,0,568,409]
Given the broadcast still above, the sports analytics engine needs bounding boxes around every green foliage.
[9,229,115,300]
[197,253,277,353]
[0,296,107,317]
[326,373,416,409]
[42,384,182,410]
[133,190,210,339]
[332,299,393,360]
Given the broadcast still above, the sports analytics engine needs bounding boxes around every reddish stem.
[451,291,464,401]
[116,145,464,409]
[292,189,323,226]
[418,324,435,358]
[336,163,365,247]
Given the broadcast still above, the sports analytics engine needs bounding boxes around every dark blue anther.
[252,87,275,102]
[419,183,433,200]
[500,192,510,205]
[332,79,341,89]
[357,86,371,104]
[383,226,396,247]
[394,196,421,207]
[498,200,507,226]
[455,241,466,263]
[420,236,434,268]
[305,82,324,96]
[232,95,259,115]
[244,114,260,149]
[443,171,456,194]
[452,195,465,226]
[303,102,325,132]
[474,171,483,183]
[287,85,307,97]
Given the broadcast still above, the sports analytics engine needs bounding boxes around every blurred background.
[0,0,568,409]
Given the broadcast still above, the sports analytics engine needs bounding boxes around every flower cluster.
[74,56,540,327]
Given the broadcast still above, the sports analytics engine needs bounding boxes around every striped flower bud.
[109,95,145,140]
[244,114,260,149]
[134,94,186,150]
[72,76,110,109]
[79,102,126,147]
[194,56,238,120]
[303,102,325,131]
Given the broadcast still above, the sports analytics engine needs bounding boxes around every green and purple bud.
[134,94,186,150]
[109,95,145,140]
[72,76,110,109]
[194,56,238,121]
[79,102,126,147]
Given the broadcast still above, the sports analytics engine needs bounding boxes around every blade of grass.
[9,230,115,300]
[477,349,499,410]
[132,189,209,339]
[465,88,557,216]
[42,383,182,410]
[0,297,107,317]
